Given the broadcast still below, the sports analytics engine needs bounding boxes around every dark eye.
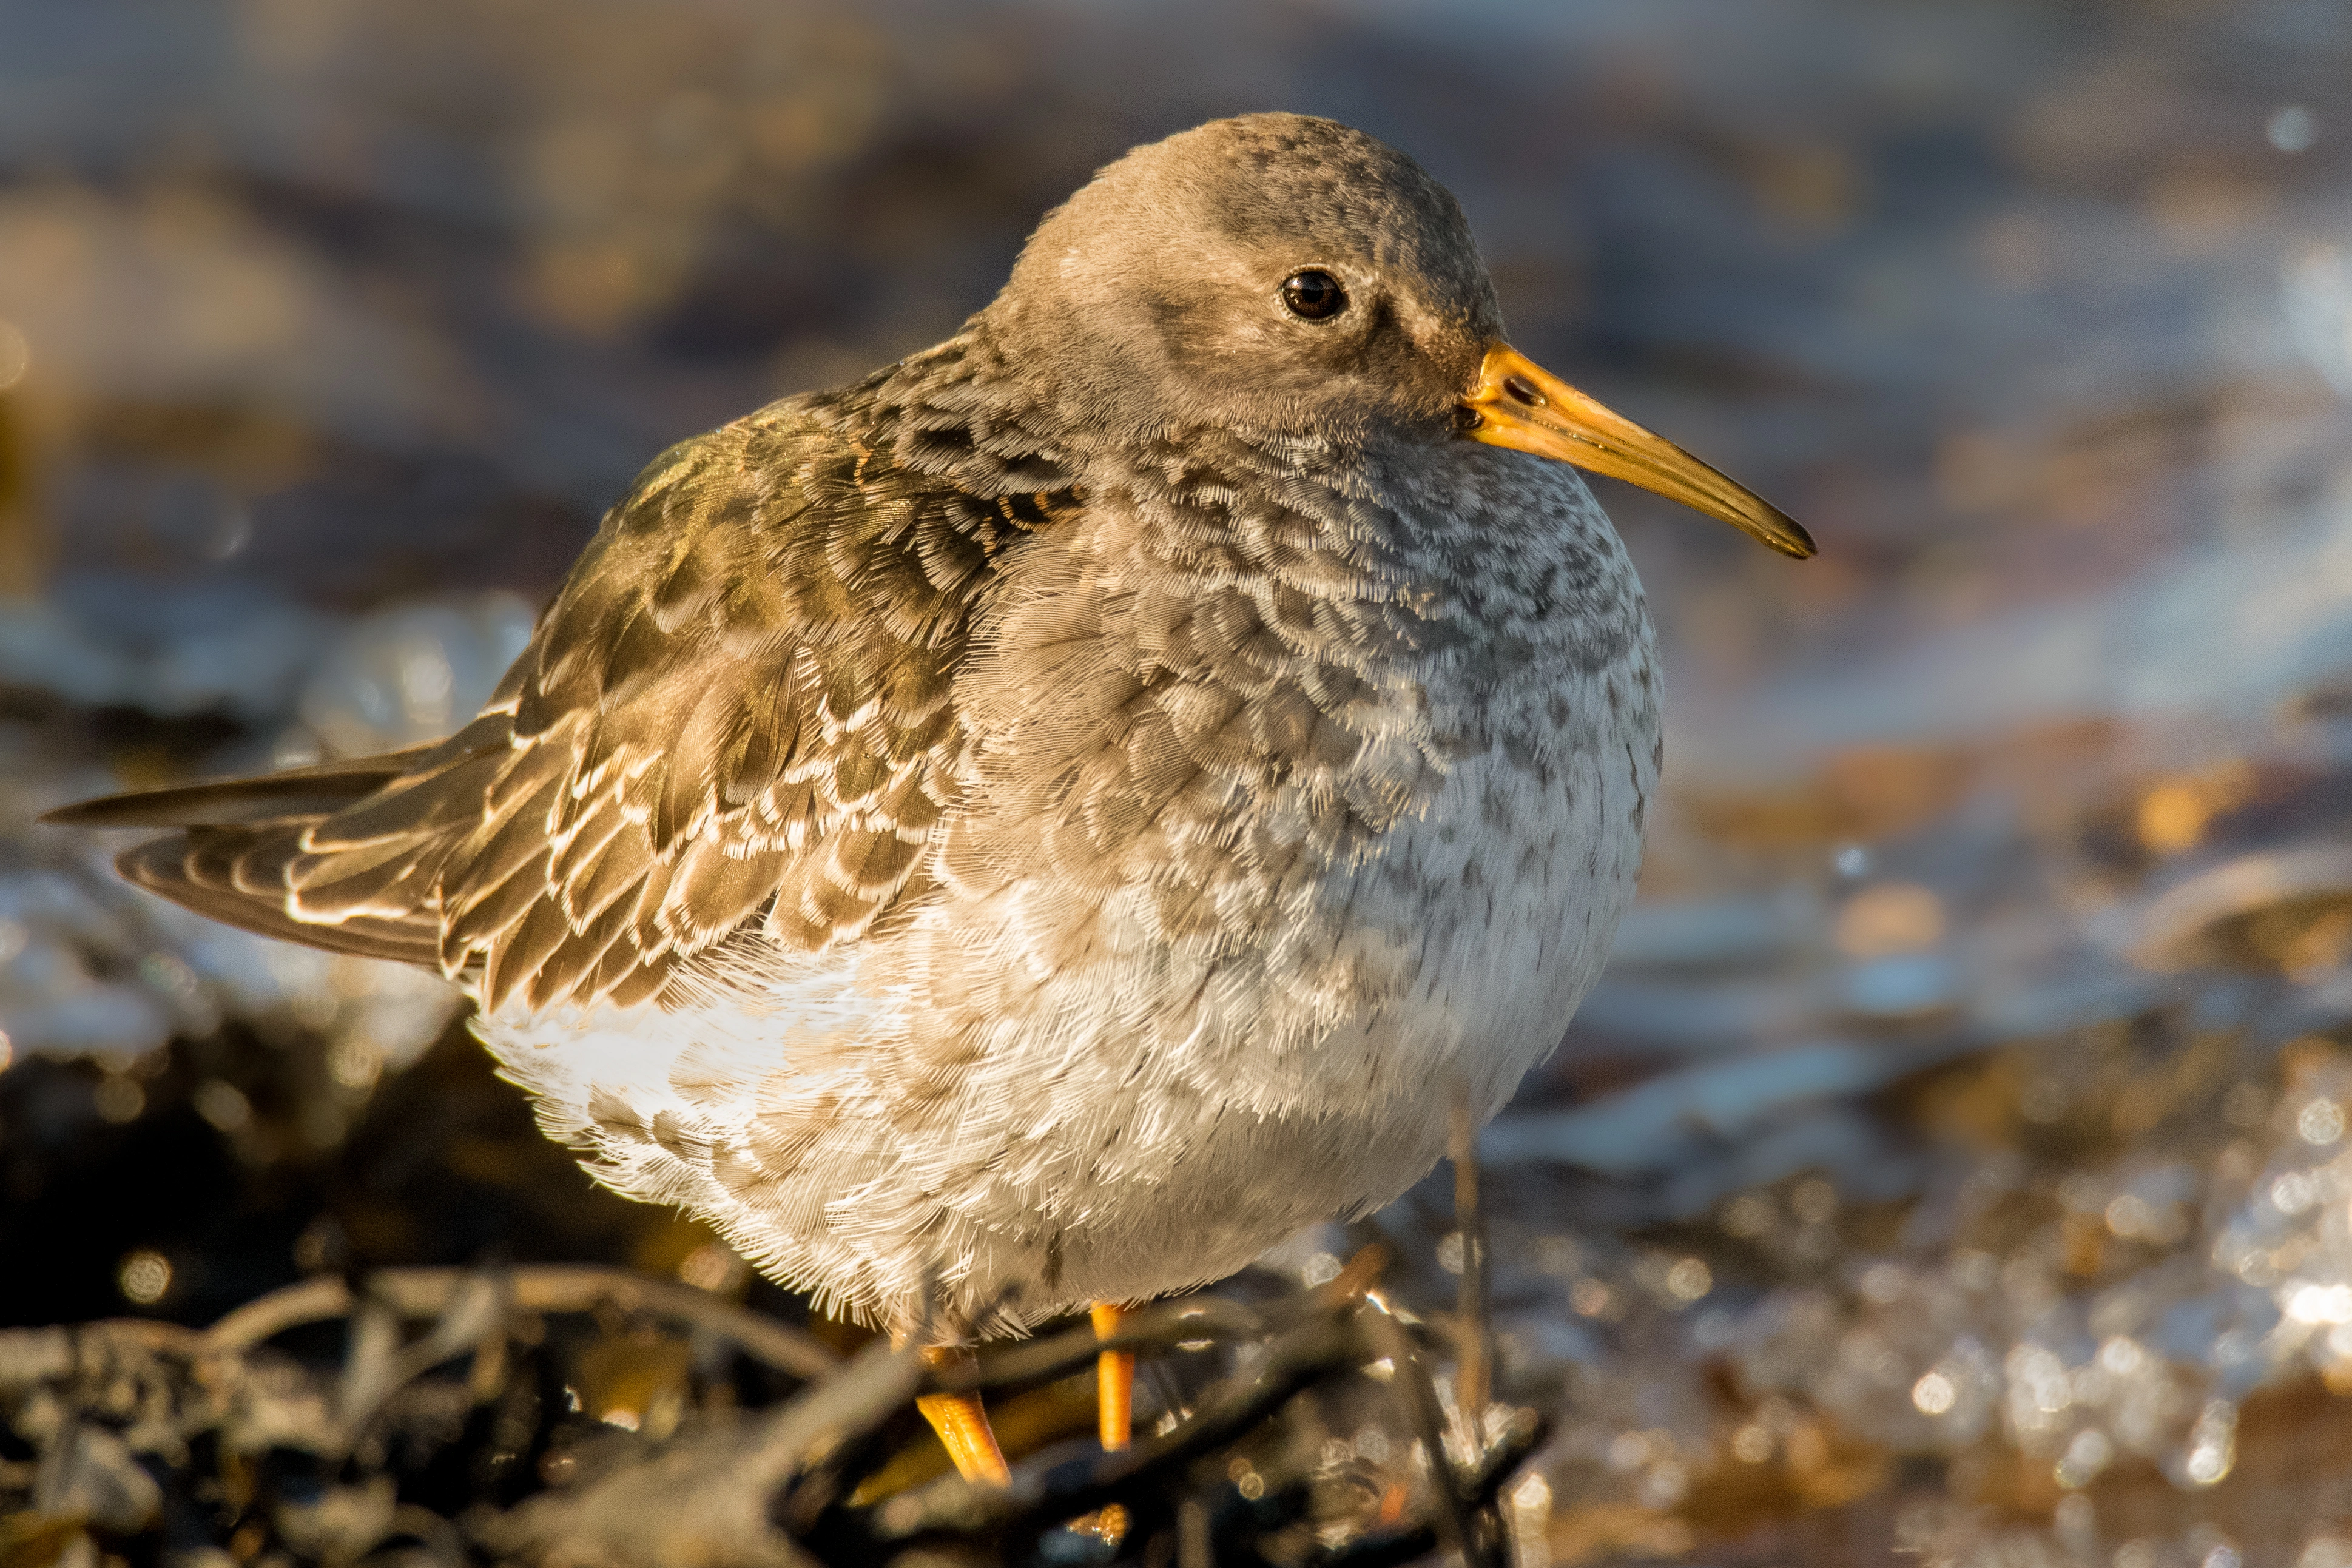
[1279,269,1347,321]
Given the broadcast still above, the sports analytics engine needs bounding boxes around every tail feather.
[46,670,753,1009]
[40,748,439,829]
[115,827,445,967]
[49,747,459,971]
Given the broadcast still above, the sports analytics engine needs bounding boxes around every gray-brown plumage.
[52,114,1809,1347]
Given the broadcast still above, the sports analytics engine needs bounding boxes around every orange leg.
[1091,1302,1135,1451]
[915,1345,1011,1487]
[1082,1302,1134,1542]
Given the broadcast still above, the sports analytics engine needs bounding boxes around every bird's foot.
[915,1344,1011,1487]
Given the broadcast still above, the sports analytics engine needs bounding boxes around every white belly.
[477,643,1657,1333]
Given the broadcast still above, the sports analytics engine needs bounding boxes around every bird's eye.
[1279,270,1347,321]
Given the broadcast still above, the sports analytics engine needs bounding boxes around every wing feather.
[58,377,1062,1011]
[561,819,652,929]
[480,893,576,1012]
[524,918,633,1013]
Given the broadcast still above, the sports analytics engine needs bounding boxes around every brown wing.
[53,392,1059,1012]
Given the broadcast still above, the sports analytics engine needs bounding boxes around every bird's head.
[985,112,1813,559]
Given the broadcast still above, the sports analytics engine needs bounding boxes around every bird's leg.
[1076,1301,1134,1543]
[914,1344,1011,1487]
[1091,1301,1134,1452]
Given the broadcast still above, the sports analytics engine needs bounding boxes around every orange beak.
[1460,343,1816,559]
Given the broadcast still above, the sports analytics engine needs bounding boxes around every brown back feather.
[51,364,1070,1012]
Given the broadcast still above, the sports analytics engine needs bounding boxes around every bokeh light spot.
[119,1250,172,1305]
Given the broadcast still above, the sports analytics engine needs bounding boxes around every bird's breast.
[1184,631,1660,1128]
[926,454,1663,1171]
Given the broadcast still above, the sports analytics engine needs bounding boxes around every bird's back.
[50,342,1069,1014]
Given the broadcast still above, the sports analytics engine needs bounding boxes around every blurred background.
[5,1,2352,1564]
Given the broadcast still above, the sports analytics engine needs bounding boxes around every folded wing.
[51,395,1057,1013]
